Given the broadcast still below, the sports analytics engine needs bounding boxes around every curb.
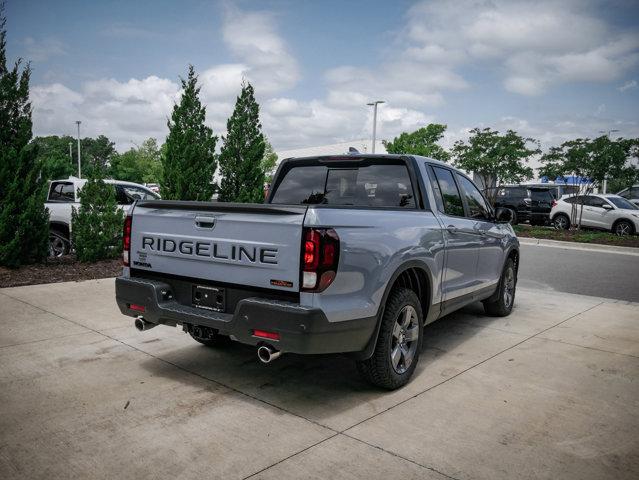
[518,237,639,256]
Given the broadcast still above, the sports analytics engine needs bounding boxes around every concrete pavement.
[1,278,638,479]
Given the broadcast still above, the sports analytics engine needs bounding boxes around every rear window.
[270,162,415,208]
[608,197,638,210]
[48,182,75,202]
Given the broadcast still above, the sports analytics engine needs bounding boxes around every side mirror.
[602,204,613,210]
[495,207,513,224]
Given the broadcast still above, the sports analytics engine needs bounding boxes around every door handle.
[195,216,217,229]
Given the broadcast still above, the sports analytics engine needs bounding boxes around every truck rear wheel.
[356,288,423,390]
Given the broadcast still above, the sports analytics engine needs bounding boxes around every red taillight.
[253,329,280,340]
[123,215,132,266]
[304,230,320,270]
[551,199,557,208]
[301,228,340,292]
[129,303,145,312]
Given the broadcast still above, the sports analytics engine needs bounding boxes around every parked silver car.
[551,193,639,235]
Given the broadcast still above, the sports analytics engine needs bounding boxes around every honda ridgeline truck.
[115,155,519,389]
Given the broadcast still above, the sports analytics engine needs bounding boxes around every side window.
[48,182,75,202]
[618,189,630,199]
[431,166,465,217]
[631,187,639,198]
[456,174,491,220]
[564,196,580,204]
[114,185,133,205]
[585,196,609,208]
[122,185,157,201]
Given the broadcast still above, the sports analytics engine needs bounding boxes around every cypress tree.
[71,171,124,263]
[0,8,49,267]
[161,65,217,200]
[218,81,266,203]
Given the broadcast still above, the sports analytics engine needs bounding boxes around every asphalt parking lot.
[1,278,638,479]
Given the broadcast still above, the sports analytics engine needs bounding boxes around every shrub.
[72,174,124,262]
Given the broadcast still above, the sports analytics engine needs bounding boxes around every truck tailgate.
[129,201,307,292]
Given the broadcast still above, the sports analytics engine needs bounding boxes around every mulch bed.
[515,225,639,248]
[0,256,122,288]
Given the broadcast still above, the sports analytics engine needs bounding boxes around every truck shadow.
[139,300,519,428]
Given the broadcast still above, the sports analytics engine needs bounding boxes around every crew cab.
[46,177,160,257]
[115,155,520,389]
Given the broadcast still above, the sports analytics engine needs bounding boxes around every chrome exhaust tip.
[134,317,157,332]
[257,345,281,364]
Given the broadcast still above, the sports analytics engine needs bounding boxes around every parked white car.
[46,177,160,257]
[617,185,639,207]
[550,194,639,236]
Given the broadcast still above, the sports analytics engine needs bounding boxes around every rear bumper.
[115,276,376,355]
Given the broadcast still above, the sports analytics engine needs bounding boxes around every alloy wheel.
[390,305,419,374]
[615,222,631,236]
[49,235,66,258]
[503,266,515,309]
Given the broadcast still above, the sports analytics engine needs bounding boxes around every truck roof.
[280,153,450,168]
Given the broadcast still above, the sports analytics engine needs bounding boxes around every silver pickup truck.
[115,154,519,389]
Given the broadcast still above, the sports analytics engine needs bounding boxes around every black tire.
[483,258,516,317]
[613,220,634,236]
[356,288,423,390]
[553,213,570,230]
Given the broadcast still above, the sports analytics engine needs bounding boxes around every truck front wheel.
[356,288,423,390]
[483,258,516,317]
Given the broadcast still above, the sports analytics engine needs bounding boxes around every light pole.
[75,121,82,178]
[68,141,72,160]
[367,100,385,154]
[598,129,620,193]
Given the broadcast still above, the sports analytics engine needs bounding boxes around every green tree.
[384,124,450,161]
[161,65,217,200]
[81,135,116,178]
[218,81,266,203]
[261,140,278,183]
[31,135,76,180]
[110,138,162,184]
[539,136,639,228]
[0,8,49,267]
[72,172,124,262]
[451,128,538,205]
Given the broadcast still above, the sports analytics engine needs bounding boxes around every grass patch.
[513,225,639,248]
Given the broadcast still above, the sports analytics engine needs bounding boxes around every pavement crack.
[341,433,463,480]
[241,433,340,479]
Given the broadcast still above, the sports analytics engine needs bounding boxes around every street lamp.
[75,121,82,178]
[598,130,620,193]
[366,100,385,154]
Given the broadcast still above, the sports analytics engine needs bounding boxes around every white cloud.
[32,77,179,149]
[22,36,67,62]
[618,79,638,92]
[220,7,300,94]
[401,0,639,96]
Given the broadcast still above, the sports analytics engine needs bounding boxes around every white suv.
[550,194,639,236]
[46,177,160,257]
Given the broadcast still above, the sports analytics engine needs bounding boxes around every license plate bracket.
[192,285,225,312]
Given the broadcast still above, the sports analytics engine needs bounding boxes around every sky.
[5,0,639,155]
